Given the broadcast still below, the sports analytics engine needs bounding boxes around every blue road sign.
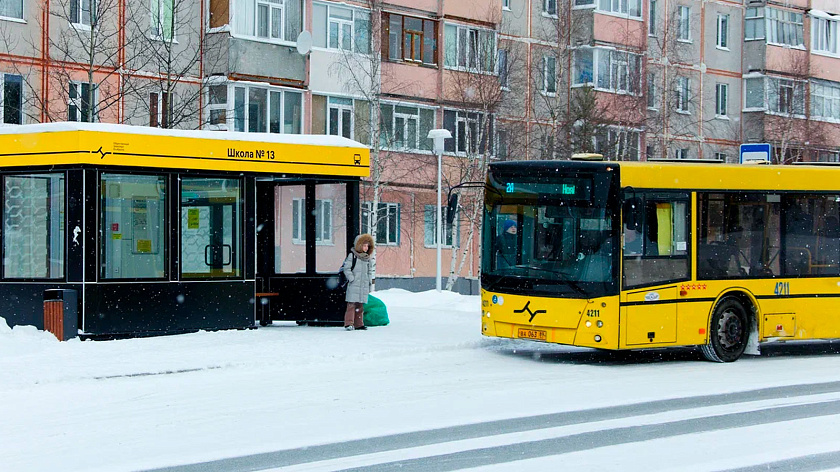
[740,143,771,164]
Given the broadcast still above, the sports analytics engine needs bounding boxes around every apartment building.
[497,0,840,163]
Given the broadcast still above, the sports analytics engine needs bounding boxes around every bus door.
[181,185,239,278]
[621,192,690,346]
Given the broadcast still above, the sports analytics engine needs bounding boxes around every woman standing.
[342,233,374,330]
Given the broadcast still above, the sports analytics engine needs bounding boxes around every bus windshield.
[482,167,619,298]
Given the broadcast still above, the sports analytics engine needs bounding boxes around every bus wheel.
[701,297,748,363]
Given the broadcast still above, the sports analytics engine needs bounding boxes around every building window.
[380,103,436,151]
[648,0,656,36]
[714,152,727,161]
[573,47,640,95]
[362,202,400,245]
[543,56,556,94]
[597,0,641,18]
[812,80,840,121]
[745,77,764,109]
[677,6,690,41]
[149,91,171,128]
[812,16,839,55]
[328,97,353,139]
[497,49,509,88]
[312,2,369,53]
[646,143,656,160]
[3,174,65,279]
[292,198,332,243]
[716,14,729,49]
[544,0,557,16]
[101,173,166,279]
[206,84,227,130]
[503,0,510,10]
[444,23,496,73]
[593,127,640,160]
[715,83,728,117]
[745,7,765,40]
[383,13,436,64]
[675,148,689,159]
[769,78,804,115]
[496,129,508,159]
[424,205,458,248]
[2,74,22,125]
[233,0,302,44]
[230,84,302,134]
[68,82,97,122]
[71,0,95,27]
[0,0,23,20]
[150,0,174,40]
[766,8,803,47]
[646,73,657,109]
[443,109,493,155]
[675,76,689,113]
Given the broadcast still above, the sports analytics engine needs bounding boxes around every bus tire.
[701,297,749,363]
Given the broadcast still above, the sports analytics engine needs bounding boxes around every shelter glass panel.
[315,183,348,273]
[3,174,65,279]
[275,185,306,274]
[180,178,242,278]
[100,173,166,279]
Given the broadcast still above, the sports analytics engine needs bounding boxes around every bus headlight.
[594,335,602,342]
[585,321,592,328]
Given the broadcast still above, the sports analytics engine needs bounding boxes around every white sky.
[3,288,840,472]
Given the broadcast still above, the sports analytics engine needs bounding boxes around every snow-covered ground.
[2,289,840,472]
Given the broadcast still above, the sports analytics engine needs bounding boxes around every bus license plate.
[517,328,547,341]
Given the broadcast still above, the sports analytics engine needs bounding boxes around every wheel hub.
[716,309,743,349]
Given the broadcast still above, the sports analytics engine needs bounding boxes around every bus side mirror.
[447,194,458,226]
[623,197,643,229]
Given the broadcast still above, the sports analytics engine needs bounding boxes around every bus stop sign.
[740,143,771,164]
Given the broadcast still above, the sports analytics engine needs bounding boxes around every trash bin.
[44,289,78,341]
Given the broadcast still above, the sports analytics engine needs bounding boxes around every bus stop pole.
[428,129,451,292]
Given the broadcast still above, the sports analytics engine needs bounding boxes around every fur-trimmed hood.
[353,233,375,256]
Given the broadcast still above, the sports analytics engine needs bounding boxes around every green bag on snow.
[363,294,390,327]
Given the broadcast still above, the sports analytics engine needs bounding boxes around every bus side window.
[623,193,690,288]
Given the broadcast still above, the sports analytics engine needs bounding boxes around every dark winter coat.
[343,234,375,303]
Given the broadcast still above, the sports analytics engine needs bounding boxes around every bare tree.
[122,0,219,129]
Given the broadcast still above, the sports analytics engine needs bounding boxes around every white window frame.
[573,47,641,96]
[497,49,509,89]
[768,77,805,117]
[444,23,497,74]
[1,73,23,124]
[675,76,690,113]
[150,0,176,41]
[745,7,765,40]
[68,81,97,122]
[812,16,839,56]
[714,152,727,161]
[596,0,642,19]
[502,0,511,11]
[292,198,333,244]
[743,75,765,111]
[149,91,173,128]
[71,0,94,28]
[327,5,353,51]
[543,0,557,17]
[0,0,24,21]
[362,202,400,246]
[327,96,354,139]
[675,148,689,159]
[228,82,303,134]
[380,102,436,152]
[542,55,556,95]
[715,83,728,118]
[592,126,641,160]
[205,82,228,131]
[424,204,458,248]
[646,72,657,109]
[766,7,804,48]
[256,0,284,41]
[716,13,729,50]
[648,0,656,36]
[811,80,840,122]
[677,6,691,42]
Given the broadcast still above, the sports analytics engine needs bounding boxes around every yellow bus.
[481,158,840,362]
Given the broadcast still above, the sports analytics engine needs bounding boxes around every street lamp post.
[427,129,451,292]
